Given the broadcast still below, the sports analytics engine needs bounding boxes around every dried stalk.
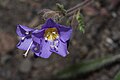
[66,0,94,16]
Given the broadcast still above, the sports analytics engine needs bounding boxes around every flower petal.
[58,25,72,42]
[32,41,40,53]
[32,42,41,57]
[32,29,44,38]
[42,18,57,29]
[17,38,33,50]
[32,38,52,58]
[32,29,44,43]
[39,39,52,58]
[34,53,39,58]
[16,24,34,37]
[34,53,40,57]
[55,39,67,57]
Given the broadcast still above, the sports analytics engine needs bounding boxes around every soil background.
[0,0,120,80]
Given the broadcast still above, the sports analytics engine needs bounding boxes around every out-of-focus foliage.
[114,70,120,80]
[56,54,120,79]
[56,3,67,16]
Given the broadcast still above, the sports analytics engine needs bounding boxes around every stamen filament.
[23,41,33,57]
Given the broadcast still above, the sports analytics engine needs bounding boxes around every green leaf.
[56,3,67,16]
[56,54,120,79]
[114,70,120,80]
[76,10,85,33]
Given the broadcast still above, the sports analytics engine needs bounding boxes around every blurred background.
[0,0,120,80]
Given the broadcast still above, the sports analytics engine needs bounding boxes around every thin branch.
[66,0,94,16]
[29,0,94,27]
[67,0,90,12]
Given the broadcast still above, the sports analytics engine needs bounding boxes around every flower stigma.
[23,41,33,57]
[44,28,59,41]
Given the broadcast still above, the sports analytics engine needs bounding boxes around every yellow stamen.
[44,28,59,41]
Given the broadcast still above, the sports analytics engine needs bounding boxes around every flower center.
[44,28,59,41]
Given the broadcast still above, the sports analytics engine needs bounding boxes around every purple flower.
[16,24,38,57]
[32,18,72,58]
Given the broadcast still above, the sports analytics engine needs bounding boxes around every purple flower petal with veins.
[16,18,72,58]
[16,24,39,57]
[32,18,72,58]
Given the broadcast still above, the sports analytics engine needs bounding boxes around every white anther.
[52,32,56,34]
[25,31,29,35]
[45,37,48,40]
[50,45,54,48]
[21,37,25,40]
[54,46,58,50]
[23,41,33,57]
[56,36,59,39]
[54,40,58,44]
[46,34,49,37]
